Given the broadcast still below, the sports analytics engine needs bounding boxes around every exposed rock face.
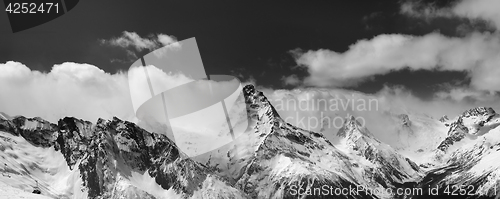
[0,116,18,136]
[243,84,280,122]
[398,114,412,128]
[55,117,93,169]
[11,116,58,147]
[437,117,468,152]
[462,107,496,118]
[438,115,449,123]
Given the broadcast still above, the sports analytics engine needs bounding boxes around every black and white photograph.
[1,0,500,198]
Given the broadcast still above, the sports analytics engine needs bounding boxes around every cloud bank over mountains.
[0,32,186,123]
[0,59,498,145]
[289,0,500,105]
[293,32,500,91]
[0,61,133,123]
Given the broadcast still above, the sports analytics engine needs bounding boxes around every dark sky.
[0,0,468,99]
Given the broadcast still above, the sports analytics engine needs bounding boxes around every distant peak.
[337,115,364,138]
[12,115,52,126]
[347,115,362,126]
[398,114,412,127]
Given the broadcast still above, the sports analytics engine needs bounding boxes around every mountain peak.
[337,115,366,138]
[243,84,281,122]
[242,84,256,96]
[347,115,362,127]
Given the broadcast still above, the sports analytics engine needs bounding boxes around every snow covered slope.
[190,85,371,198]
[0,128,80,198]
[335,116,422,187]
[366,110,448,167]
[0,180,52,199]
[191,85,430,199]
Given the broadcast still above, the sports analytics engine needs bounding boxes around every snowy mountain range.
[0,85,499,199]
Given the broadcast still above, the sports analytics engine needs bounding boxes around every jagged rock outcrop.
[462,107,496,118]
[438,115,449,123]
[0,115,18,136]
[398,114,412,128]
[55,117,93,169]
[436,117,468,152]
[0,116,58,147]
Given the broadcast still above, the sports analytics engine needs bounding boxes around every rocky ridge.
[0,115,246,199]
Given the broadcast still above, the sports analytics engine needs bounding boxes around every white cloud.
[400,1,453,20]
[107,31,156,50]
[435,87,500,103]
[401,0,500,29]
[127,65,194,114]
[100,31,180,61]
[156,34,178,47]
[281,74,301,86]
[102,31,178,51]
[292,32,500,91]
